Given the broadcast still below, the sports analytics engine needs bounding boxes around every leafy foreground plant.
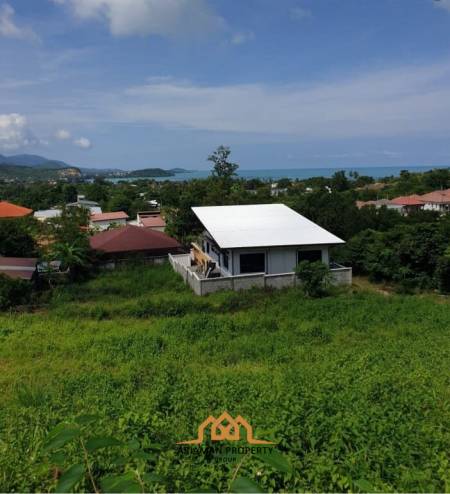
[43,415,164,493]
[43,415,293,493]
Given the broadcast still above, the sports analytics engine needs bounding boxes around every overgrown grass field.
[0,264,449,492]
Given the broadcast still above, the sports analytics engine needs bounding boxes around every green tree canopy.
[208,146,239,179]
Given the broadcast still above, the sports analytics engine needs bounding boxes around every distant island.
[0,154,192,181]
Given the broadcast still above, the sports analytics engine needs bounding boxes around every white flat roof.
[192,204,345,249]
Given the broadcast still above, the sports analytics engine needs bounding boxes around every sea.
[108,165,449,183]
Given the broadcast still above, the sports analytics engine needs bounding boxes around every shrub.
[0,274,32,310]
[435,256,450,294]
[295,260,332,297]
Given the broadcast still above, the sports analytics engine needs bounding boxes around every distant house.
[34,209,62,222]
[90,211,129,231]
[0,201,33,219]
[356,199,402,211]
[90,225,182,265]
[420,189,450,213]
[270,183,288,197]
[0,257,37,281]
[169,204,352,295]
[67,195,102,214]
[136,212,166,232]
[390,195,424,215]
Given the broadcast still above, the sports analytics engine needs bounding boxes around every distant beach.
[108,164,449,182]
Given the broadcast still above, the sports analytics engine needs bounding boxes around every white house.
[193,204,344,276]
[420,190,450,213]
[67,195,102,214]
[34,209,62,222]
[90,211,129,231]
[169,204,351,295]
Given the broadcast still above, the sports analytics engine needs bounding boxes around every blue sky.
[1,0,450,170]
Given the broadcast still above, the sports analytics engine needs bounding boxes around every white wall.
[90,218,127,231]
[231,245,330,275]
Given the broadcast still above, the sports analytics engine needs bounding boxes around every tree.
[49,241,91,280]
[295,260,332,297]
[208,146,239,179]
[0,274,32,310]
[331,171,350,192]
[435,247,450,294]
[0,218,37,257]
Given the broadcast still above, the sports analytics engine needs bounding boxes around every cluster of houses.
[0,197,182,283]
[356,188,450,215]
[1,196,353,294]
[32,195,168,232]
[4,186,450,295]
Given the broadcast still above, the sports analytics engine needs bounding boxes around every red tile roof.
[0,201,33,218]
[390,195,424,206]
[90,211,129,222]
[420,189,450,204]
[0,257,37,280]
[140,215,166,228]
[89,225,181,254]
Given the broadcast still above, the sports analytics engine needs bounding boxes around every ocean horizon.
[109,164,450,182]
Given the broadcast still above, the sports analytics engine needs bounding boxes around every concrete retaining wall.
[169,253,352,296]
[330,267,352,285]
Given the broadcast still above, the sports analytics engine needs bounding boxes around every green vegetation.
[0,218,37,257]
[0,274,32,310]
[295,260,332,298]
[127,168,174,178]
[0,263,448,492]
[0,164,80,181]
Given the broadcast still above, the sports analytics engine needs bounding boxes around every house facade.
[202,231,332,276]
[420,190,450,213]
[90,211,129,231]
[169,204,352,295]
[136,212,166,232]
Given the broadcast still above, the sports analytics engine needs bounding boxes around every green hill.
[0,263,448,492]
[127,167,174,177]
[0,163,81,180]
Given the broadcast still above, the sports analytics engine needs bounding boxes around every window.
[205,242,210,254]
[223,251,229,270]
[240,253,265,274]
[297,249,322,263]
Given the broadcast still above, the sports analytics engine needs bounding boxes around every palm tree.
[51,241,90,280]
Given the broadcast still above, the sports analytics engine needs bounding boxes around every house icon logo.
[177,411,274,445]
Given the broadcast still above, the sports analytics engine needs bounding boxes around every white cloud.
[434,0,450,12]
[56,0,226,37]
[290,6,312,21]
[0,113,37,150]
[55,128,71,140]
[115,61,450,139]
[0,3,39,41]
[73,136,92,148]
[231,31,255,45]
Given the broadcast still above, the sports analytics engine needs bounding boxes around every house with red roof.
[420,189,450,213]
[356,199,403,212]
[89,225,182,265]
[0,257,37,281]
[0,201,33,219]
[389,195,424,215]
[136,211,166,232]
[90,211,129,231]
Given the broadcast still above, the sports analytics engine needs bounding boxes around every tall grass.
[0,263,448,492]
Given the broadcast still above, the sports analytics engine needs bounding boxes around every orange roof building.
[0,201,33,218]
[390,195,425,206]
[420,189,450,204]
